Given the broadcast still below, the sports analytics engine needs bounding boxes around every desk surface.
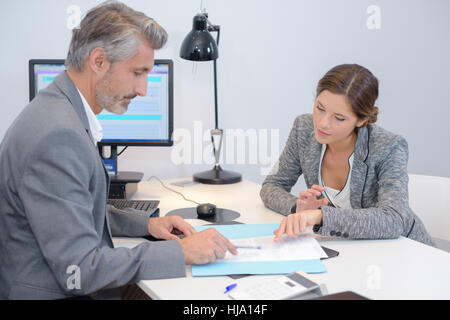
[114,178,450,300]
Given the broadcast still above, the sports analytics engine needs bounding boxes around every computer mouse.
[196,203,217,218]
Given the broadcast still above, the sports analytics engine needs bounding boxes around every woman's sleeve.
[315,136,415,240]
[260,116,304,215]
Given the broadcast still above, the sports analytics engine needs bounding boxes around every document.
[222,234,328,262]
[192,224,327,276]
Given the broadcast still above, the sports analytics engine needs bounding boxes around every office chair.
[408,174,450,252]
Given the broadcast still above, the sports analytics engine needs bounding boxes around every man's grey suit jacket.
[0,72,185,299]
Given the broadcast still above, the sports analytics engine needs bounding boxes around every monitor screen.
[29,59,173,146]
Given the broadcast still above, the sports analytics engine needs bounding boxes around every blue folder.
[192,223,327,277]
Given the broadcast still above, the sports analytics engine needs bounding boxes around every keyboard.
[107,199,160,216]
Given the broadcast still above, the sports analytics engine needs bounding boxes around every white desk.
[114,178,450,300]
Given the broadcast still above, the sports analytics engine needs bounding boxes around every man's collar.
[52,71,90,131]
[76,88,103,145]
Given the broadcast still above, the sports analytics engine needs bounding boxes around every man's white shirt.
[76,88,103,145]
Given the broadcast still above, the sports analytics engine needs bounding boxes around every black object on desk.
[166,207,240,223]
[196,203,217,218]
[108,171,143,199]
[320,245,339,260]
[311,291,369,300]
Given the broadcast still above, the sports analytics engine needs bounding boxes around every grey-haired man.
[0,1,236,300]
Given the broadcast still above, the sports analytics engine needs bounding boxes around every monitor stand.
[108,171,143,199]
[110,171,144,183]
[98,145,144,199]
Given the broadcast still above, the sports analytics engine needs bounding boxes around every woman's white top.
[318,144,354,209]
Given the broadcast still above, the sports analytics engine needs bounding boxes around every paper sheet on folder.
[192,224,327,276]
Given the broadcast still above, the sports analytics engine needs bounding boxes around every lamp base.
[193,165,242,184]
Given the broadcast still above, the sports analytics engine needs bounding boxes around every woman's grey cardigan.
[260,114,434,246]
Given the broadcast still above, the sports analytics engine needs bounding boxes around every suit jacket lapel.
[350,126,370,209]
[53,72,99,145]
[305,130,322,187]
[53,71,114,240]
[53,72,90,131]
[101,162,114,242]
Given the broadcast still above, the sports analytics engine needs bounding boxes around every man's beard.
[95,70,136,115]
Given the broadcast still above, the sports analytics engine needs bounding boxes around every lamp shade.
[180,14,219,61]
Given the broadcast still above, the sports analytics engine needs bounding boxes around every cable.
[147,176,201,205]
[117,146,128,156]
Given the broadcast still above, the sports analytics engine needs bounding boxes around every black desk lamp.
[180,12,242,184]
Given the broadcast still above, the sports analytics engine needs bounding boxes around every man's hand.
[178,228,238,265]
[296,185,328,212]
[273,210,323,242]
[147,216,196,240]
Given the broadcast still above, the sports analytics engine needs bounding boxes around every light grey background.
[1,0,449,197]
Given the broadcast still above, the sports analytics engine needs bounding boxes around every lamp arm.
[205,23,220,130]
[207,21,221,144]
[207,24,220,46]
[213,59,219,130]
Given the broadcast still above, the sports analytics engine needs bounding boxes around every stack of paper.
[223,235,327,262]
[192,224,327,276]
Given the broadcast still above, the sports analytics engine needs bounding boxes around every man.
[0,1,236,300]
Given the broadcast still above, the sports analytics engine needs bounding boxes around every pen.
[234,245,262,250]
[224,283,237,294]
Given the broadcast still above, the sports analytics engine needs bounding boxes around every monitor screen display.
[29,59,173,146]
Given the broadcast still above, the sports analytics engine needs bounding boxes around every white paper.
[184,219,211,227]
[220,234,327,262]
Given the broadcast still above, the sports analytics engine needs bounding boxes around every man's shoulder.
[25,87,83,129]
[3,88,87,156]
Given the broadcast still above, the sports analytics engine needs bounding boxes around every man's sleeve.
[107,205,152,237]
[18,128,185,296]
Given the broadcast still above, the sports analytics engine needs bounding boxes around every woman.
[260,64,434,246]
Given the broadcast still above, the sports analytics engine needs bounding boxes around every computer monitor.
[29,59,174,184]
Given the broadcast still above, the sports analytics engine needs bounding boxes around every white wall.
[1,0,449,197]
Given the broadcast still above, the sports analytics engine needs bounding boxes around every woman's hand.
[296,185,328,212]
[273,209,323,242]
